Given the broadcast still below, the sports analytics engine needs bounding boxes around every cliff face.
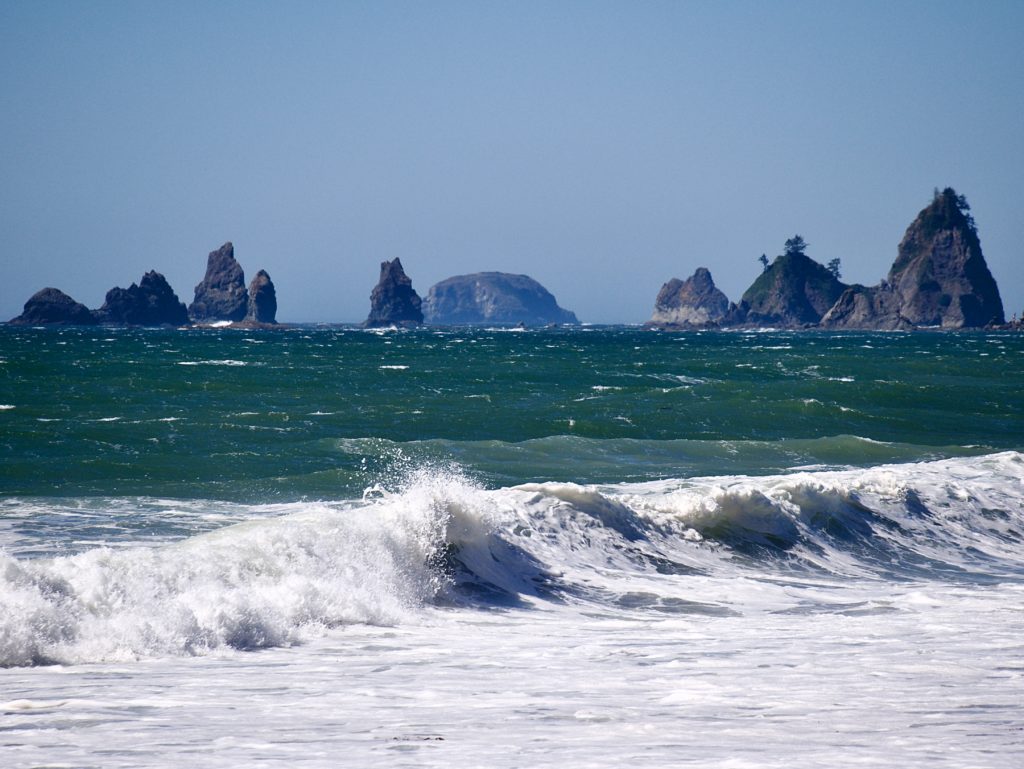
[646,267,729,328]
[734,252,847,327]
[364,258,423,327]
[423,272,578,326]
[189,242,248,322]
[9,287,97,325]
[95,271,189,326]
[245,270,277,324]
[887,188,1004,328]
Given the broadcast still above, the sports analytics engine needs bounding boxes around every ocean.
[1,325,1023,767]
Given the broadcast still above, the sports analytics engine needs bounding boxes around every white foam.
[177,360,248,367]
[0,486,455,666]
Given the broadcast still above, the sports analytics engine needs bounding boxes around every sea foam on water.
[4,453,1024,667]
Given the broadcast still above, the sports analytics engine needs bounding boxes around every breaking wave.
[2,453,1023,666]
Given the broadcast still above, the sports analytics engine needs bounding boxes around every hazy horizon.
[3,1,1022,324]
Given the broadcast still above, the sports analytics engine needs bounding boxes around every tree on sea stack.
[784,235,808,258]
[827,258,842,280]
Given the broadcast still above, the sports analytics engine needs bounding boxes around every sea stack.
[364,258,423,327]
[95,271,189,326]
[189,242,248,323]
[423,272,579,326]
[646,267,729,329]
[245,270,277,324]
[729,237,847,327]
[8,287,97,325]
[887,188,1004,328]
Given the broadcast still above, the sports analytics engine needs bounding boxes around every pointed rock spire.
[363,258,423,327]
[245,270,277,324]
[189,242,248,322]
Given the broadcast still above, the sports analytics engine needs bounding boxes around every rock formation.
[819,284,911,330]
[645,267,729,329]
[423,272,579,326]
[886,188,1004,328]
[364,258,423,327]
[189,242,248,322]
[8,287,97,325]
[731,248,847,327]
[245,270,277,324]
[95,271,189,326]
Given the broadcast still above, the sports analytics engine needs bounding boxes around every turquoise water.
[2,326,1021,501]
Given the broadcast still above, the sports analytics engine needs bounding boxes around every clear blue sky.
[2,0,1022,323]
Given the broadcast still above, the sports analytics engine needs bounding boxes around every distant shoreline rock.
[423,272,578,326]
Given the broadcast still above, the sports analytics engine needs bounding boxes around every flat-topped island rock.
[423,272,578,326]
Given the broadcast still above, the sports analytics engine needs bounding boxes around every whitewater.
[2,326,1023,767]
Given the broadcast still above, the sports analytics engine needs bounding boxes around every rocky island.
[245,270,278,325]
[189,242,278,326]
[8,241,277,327]
[423,272,578,326]
[649,188,1008,331]
[9,287,98,326]
[822,188,1003,329]
[189,242,249,323]
[364,258,424,327]
[645,268,729,329]
[94,271,190,326]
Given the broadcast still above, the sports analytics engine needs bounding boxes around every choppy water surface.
[2,326,1023,767]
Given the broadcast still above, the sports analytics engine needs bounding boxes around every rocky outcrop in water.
[819,284,911,330]
[364,258,423,327]
[820,188,1004,330]
[423,272,578,326]
[730,245,847,328]
[95,271,189,326]
[189,242,248,322]
[245,270,277,324]
[886,188,1004,328]
[645,267,729,329]
[8,287,97,325]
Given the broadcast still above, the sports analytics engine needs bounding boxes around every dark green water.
[2,325,1022,501]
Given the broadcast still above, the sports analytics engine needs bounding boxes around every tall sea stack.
[189,242,248,322]
[364,258,423,327]
[888,188,1004,328]
[245,270,277,324]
